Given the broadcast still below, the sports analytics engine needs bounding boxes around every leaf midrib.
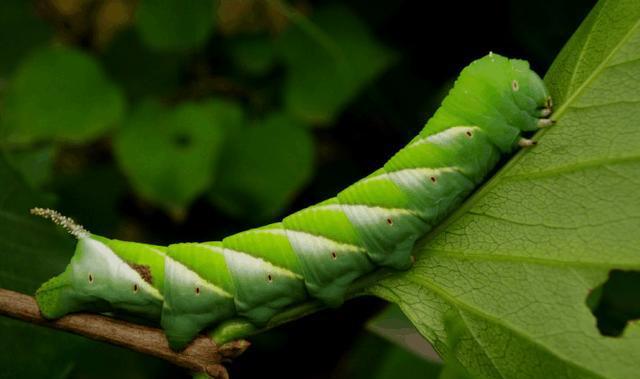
[503,154,640,181]
[415,249,640,271]
[467,211,640,230]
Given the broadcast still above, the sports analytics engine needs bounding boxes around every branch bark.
[0,288,249,378]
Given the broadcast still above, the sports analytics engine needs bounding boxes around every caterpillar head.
[32,209,163,320]
[508,58,552,117]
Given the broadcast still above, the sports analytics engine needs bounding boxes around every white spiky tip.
[30,207,89,239]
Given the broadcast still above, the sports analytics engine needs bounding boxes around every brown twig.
[0,288,250,378]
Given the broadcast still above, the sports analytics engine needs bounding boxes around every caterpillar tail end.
[35,270,80,319]
[36,235,165,322]
[32,207,90,318]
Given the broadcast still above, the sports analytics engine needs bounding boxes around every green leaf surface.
[278,5,394,124]
[337,332,442,379]
[229,35,277,76]
[0,0,51,77]
[209,113,314,222]
[367,304,442,363]
[369,0,640,378]
[114,99,234,214]
[4,145,55,188]
[135,0,215,52]
[3,46,125,143]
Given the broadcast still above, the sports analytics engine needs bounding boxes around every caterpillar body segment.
[160,243,236,349]
[33,53,552,350]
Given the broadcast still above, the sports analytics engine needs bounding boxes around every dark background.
[0,1,608,378]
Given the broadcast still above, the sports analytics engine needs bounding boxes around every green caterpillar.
[33,53,553,350]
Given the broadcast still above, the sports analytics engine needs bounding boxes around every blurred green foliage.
[0,1,398,377]
[114,100,227,213]
[337,332,442,379]
[136,0,215,51]
[0,0,392,222]
[0,0,51,76]
[229,35,277,76]
[4,46,125,142]
[209,112,314,221]
[277,4,394,123]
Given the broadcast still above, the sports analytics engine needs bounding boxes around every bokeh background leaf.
[208,112,314,222]
[0,0,51,77]
[277,4,395,124]
[135,0,215,51]
[114,100,227,215]
[3,46,124,143]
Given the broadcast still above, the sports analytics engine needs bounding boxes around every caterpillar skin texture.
[35,53,552,350]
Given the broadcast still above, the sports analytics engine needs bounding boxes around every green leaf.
[338,332,442,379]
[370,0,640,378]
[114,99,233,214]
[278,5,394,124]
[3,46,125,143]
[136,0,215,51]
[0,159,71,289]
[436,315,475,379]
[0,0,51,77]
[209,113,314,221]
[229,35,277,76]
[367,304,442,363]
[4,145,55,188]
